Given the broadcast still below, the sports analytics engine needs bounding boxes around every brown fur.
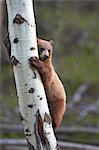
[29,38,66,129]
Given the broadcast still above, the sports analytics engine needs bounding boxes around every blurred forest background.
[0,0,99,150]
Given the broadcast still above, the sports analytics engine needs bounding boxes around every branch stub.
[13,13,27,24]
[44,113,52,124]
[10,56,20,66]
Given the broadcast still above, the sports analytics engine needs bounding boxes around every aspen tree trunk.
[6,0,57,149]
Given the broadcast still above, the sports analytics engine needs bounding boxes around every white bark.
[6,0,57,149]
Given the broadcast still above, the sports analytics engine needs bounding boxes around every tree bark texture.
[6,0,57,149]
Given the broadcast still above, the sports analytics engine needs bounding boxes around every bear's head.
[37,38,54,61]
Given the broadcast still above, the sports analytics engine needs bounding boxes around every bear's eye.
[40,48,45,52]
[48,49,51,53]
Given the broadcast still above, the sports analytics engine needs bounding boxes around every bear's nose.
[41,55,49,61]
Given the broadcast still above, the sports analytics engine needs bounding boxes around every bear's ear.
[49,40,54,47]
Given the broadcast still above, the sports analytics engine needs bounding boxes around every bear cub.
[29,38,66,129]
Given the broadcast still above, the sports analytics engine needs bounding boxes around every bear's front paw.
[29,57,42,69]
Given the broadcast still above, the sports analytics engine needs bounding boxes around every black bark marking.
[44,113,52,124]
[13,38,19,43]
[28,104,36,108]
[20,115,27,122]
[25,129,32,137]
[25,129,30,133]
[13,13,27,24]
[10,56,20,66]
[56,143,61,150]
[33,70,37,79]
[46,132,50,135]
[30,47,36,51]
[28,104,33,108]
[27,140,36,150]
[3,33,11,57]
[25,83,28,86]
[40,97,43,100]
[38,95,40,97]
[29,88,34,93]
[25,133,32,136]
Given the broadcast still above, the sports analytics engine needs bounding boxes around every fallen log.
[0,139,99,150]
[0,123,99,134]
